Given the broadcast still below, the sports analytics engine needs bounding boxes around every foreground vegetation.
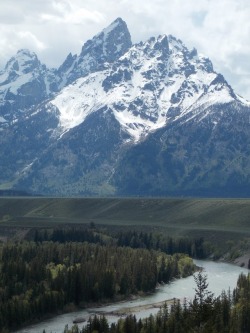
[54,272,250,333]
[0,233,195,331]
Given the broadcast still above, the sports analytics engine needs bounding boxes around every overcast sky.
[1,0,250,99]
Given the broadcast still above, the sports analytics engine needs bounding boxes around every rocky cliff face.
[0,18,250,197]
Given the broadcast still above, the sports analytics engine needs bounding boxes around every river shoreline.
[12,291,158,332]
[232,252,250,268]
[91,298,176,317]
[14,259,250,333]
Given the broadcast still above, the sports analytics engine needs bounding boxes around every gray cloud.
[0,0,250,99]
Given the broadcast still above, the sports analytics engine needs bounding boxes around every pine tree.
[190,271,215,332]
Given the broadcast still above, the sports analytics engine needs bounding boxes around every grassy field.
[0,196,249,232]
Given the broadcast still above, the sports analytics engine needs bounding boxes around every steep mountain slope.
[1,18,250,196]
[113,101,250,196]
[17,108,129,195]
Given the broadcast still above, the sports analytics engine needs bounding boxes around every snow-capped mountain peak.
[82,17,132,61]
[0,49,41,93]
[0,49,60,127]
[58,17,132,87]
[4,49,41,74]
[50,32,239,142]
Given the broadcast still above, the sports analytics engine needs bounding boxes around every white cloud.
[66,8,104,24]
[41,4,104,25]
[18,31,46,50]
[0,0,250,99]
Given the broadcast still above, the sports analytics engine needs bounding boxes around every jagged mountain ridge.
[58,17,132,87]
[0,18,132,128]
[50,33,240,142]
[0,18,250,196]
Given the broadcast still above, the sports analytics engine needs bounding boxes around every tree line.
[58,271,250,333]
[0,240,195,331]
[115,230,206,258]
[31,226,208,258]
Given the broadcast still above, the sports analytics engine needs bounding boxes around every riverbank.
[12,292,158,332]
[215,251,250,269]
[233,252,250,268]
[15,260,250,333]
[91,298,176,317]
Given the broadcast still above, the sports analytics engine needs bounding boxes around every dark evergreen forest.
[1,225,249,332]
[0,226,197,331]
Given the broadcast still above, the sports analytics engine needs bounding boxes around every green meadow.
[1,197,250,244]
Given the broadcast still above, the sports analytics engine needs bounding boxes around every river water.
[15,260,249,333]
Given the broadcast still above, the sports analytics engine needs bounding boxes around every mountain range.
[1,18,250,197]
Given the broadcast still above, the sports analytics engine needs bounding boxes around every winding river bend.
[15,260,249,333]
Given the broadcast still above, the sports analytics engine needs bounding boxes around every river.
[15,260,249,333]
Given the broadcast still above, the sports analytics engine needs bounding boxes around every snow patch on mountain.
[51,72,108,130]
